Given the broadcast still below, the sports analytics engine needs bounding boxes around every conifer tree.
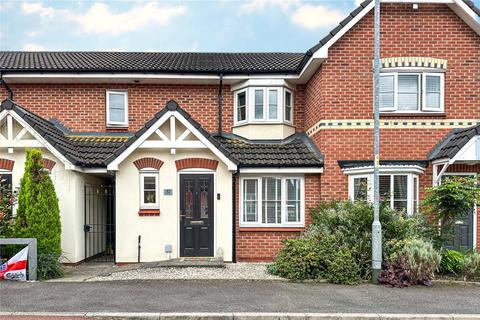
[15,149,61,257]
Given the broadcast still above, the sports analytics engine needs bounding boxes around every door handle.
[190,221,204,225]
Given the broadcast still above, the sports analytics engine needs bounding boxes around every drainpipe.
[217,73,223,136]
[137,235,141,263]
[231,170,238,263]
[0,73,14,100]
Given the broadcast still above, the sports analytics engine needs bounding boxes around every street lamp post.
[372,0,383,283]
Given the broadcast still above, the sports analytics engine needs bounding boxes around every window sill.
[232,122,295,128]
[380,112,446,117]
[138,209,160,216]
[239,227,304,232]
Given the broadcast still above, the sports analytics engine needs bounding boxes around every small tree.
[422,176,480,248]
[14,149,62,279]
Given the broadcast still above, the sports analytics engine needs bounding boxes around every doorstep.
[139,257,225,269]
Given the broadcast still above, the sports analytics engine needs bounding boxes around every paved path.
[1,281,479,314]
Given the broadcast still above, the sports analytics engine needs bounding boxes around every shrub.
[37,253,64,280]
[268,226,361,284]
[439,250,464,275]
[462,251,480,281]
[401,239,441,286]
[378,256,413,288]
[13,149,63,280]
[0,177,16,237]
[423,176,480,248]
[311,200,432,279]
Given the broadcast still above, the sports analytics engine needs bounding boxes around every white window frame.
[106,90,128,127]
[234,87,291,126]
[239,175,304,228]
[284,89,294,123]
[422,73,445,111]
[234,89,248,124]
[379,71,444,113]
[0,170,16,216]
[139,170,159,209]
[348,172,419,216]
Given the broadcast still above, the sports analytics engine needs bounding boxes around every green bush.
[13,149,63,280]
[401,239,441,285]
[311,200,432,279]
[439,250,464,275]
[268,226,361,284]
[37,253,64,280]
[462,251,480,281]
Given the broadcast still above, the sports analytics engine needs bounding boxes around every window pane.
[109,93,125,109]
[262,177,281,224]
[379,175,391,201]
[143,176,156,190]
[353,177,368,201]
[243,180,258,222]
[255,89,264,119]
[380,75,394,109]
[413,176,418,214]
[398,75,419,110]
[426,93,440,109]
[109,107,125,123]
[144,191,156,204]
[426,75,440,92]
[237,92,246,121]
[393,175,408,213]
[268,90,278,119]
[285,91,292,122]
[286,179,300,222]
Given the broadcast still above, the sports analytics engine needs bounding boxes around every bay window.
[240,176,304,227]
[348,173,419,216]
[234,86,294,125]
[379,72,444,113]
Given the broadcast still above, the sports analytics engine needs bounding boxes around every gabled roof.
[0,52,305,75]
[428,124,480,161]
[217,133,323,168]
[0,99,128,168]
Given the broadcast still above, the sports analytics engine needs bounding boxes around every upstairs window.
[234,87,294,125]
[106,90,128,127]
[236,90,247,123]
[379,72,444,113]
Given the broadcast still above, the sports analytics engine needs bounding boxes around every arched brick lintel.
[0,158,15,171]
[175,158,219,171]
[133,157,164,170]
[43,158,56,170]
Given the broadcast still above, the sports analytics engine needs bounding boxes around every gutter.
[0,72,14,100]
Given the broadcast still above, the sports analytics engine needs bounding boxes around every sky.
[0,0,479,53]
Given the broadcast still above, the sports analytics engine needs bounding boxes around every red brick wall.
[236,174,321,262]
[304,3,479,252]
[1,83,306,134]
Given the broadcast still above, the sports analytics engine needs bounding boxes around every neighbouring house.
[0,0,478,264]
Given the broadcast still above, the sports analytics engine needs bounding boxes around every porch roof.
[428,124,480,161]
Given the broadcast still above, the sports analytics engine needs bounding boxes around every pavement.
[1,280,479,315]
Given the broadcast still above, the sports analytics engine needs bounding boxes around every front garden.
[267,176,480,286]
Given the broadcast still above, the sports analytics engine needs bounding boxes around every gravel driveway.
[87,263,282,281]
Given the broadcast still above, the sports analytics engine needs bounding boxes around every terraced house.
[0,0,479,264]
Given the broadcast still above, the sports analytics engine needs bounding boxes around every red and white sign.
[0,246,28,281]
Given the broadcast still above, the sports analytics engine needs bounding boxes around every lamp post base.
[371,268,381,284]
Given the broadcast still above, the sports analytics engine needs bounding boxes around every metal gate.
[84,184,115,263]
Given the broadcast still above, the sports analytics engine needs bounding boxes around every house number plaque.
[164,189,173,196]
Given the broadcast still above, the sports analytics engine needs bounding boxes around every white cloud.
[240,0,300,13]
[22,2,54,19]
[22,43,46,51]
[66,2,186,35]
[291,4,344,29]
